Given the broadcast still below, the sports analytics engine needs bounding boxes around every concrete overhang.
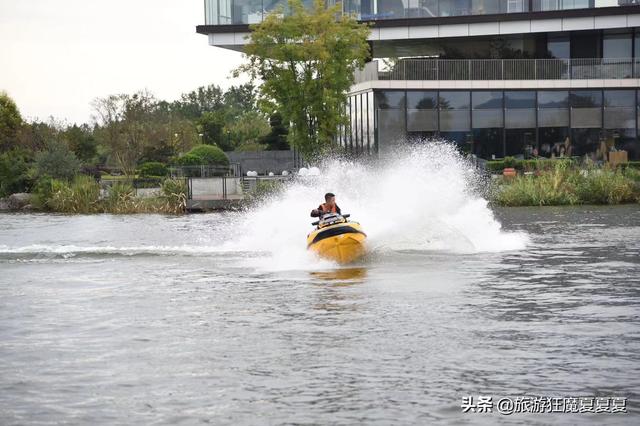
[349,78,640,94]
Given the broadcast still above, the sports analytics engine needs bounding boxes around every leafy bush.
[573,168,635,205]
[486,158,576,173]
[494,162,578,206]
[138,161,168,178]
[173,153,202,166]
[187,144,229,166]
[43,176,184,214]
[34,140,81,180]
[503,156,517,168]
[485,160,506,173]
[30,175,54,210]
[160,178,187,214]
[0,149,34,197]
[48,175,101,213]
[103,182,136,214]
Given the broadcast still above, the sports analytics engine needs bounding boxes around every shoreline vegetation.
[3,176,188,215]
[2,159,639,214]
[490,159,640,207]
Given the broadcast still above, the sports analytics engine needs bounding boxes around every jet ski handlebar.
[311,213,350,226]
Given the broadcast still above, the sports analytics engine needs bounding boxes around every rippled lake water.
[0,205,639,425]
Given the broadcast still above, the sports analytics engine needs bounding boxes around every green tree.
[260,112,290,150]
[0,149,33,196]
[34,140,81,180]
[171,84,224,119]
[63,124,97,163]
[223,84,258,118]
[227,111,270,150]
[198,111,226,149]
[0,92,23,152]
[92,90,158,176]
[17,120,59,152]
[237,0,370,159]
[187,145,229,167]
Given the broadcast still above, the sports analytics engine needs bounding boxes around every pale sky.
[0,0,245,124]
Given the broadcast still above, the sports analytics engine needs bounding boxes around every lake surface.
[1,206,639,425]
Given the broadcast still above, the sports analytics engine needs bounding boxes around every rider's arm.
[310,205,323,217]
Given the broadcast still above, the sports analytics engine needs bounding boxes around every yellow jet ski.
[306,213,367,264]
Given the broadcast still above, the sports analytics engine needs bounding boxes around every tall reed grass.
[39,175,187,214]
[493,163,640,207]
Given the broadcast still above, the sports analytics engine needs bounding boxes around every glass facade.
[340,91,376,154]
[407,91,438,141]
[346,89,640,160]
[204,0,635,25]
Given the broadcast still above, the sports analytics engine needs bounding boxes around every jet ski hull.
[307,222,367,264]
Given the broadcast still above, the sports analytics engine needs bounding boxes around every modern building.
[198,1,640,160]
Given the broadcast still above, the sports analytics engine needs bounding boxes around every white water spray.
[223,143,528,269]
[0,143,528,270]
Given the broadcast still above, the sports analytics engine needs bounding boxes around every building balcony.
[354,57,640,84]
[202,0,639,27]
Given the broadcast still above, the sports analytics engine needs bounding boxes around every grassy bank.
[32,175,187,214]
[492,163,640,206]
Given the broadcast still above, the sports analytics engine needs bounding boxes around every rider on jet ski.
[310,192,341,217]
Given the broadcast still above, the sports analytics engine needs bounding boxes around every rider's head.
[324,192,336,206]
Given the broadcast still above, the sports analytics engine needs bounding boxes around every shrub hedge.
[179,145,229,167]
[138,162,168,178]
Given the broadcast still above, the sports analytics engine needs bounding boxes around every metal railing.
[169,163,241,178]
[354,58,640,83]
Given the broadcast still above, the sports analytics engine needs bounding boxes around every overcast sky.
[0,0,244,124]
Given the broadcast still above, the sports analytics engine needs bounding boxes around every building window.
[408,0,439,18]
[603,31,632,59]
[571,31,600,59]
[506,129,536,157]
[505,91,536,129]
[377,0,408,19]
[538,91,569,157]
[376,91,406,154]
[376,91,405,109]
[505,91,536,157]
[538,91,569,127]
[472,91,504,159]
[539,127,570,158]
[547,34,570,59]
[471,0,502,15]
[407,91,438,140]
[570,90,602,158]
[604,90,637,158]
[439,91,470,130]
[368,91,375,154]
[603,30,633,78]
[439,0,471,17]
[439,91,470,150]
[570,90,602,128]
